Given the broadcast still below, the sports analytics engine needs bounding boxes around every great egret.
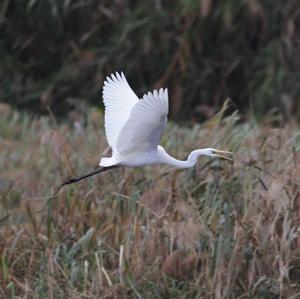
[62,72,232,186]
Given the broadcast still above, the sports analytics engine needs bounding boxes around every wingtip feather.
[116,72,122,80]
[164,88,168,98]
[111,73,117,81]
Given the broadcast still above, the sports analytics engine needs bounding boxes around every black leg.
[61,166,117,187]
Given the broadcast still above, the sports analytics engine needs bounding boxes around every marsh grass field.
[1,103,300,298]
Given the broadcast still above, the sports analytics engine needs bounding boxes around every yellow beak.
[211,149,234,161]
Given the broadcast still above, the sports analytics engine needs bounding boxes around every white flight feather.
[102,72,139,151]
[116,88,169,155]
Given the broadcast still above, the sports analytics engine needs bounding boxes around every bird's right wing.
[116,88,169,155]
[102,72,139,149]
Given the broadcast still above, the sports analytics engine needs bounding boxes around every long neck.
[159,147,212,169]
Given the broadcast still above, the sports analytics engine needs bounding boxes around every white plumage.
[100,72,232,168]
[102,72,139,149]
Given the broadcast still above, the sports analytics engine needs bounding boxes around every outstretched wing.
[102,72,139,150]
[116,88,169,155]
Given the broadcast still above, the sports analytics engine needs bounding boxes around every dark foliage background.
[1,0,300,121]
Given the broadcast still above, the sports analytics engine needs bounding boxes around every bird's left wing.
[102,72,139,150]
[116,88,169,155]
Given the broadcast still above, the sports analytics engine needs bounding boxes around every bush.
[1,0,300,120]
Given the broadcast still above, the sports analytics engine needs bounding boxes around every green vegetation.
[1,104,300,298]
[1,0,300,119]
[1,1,300,297]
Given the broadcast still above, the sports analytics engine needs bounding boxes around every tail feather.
[99,157,117,167]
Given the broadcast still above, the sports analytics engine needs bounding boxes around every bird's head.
[187,148,233,166]
[205,148,233,161]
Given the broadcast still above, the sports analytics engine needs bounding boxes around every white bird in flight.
[63,72,232,186]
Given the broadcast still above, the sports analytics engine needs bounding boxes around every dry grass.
[1,103,300,298]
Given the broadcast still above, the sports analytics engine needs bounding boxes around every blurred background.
[2,2,300,297]
[1,0,300,122]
